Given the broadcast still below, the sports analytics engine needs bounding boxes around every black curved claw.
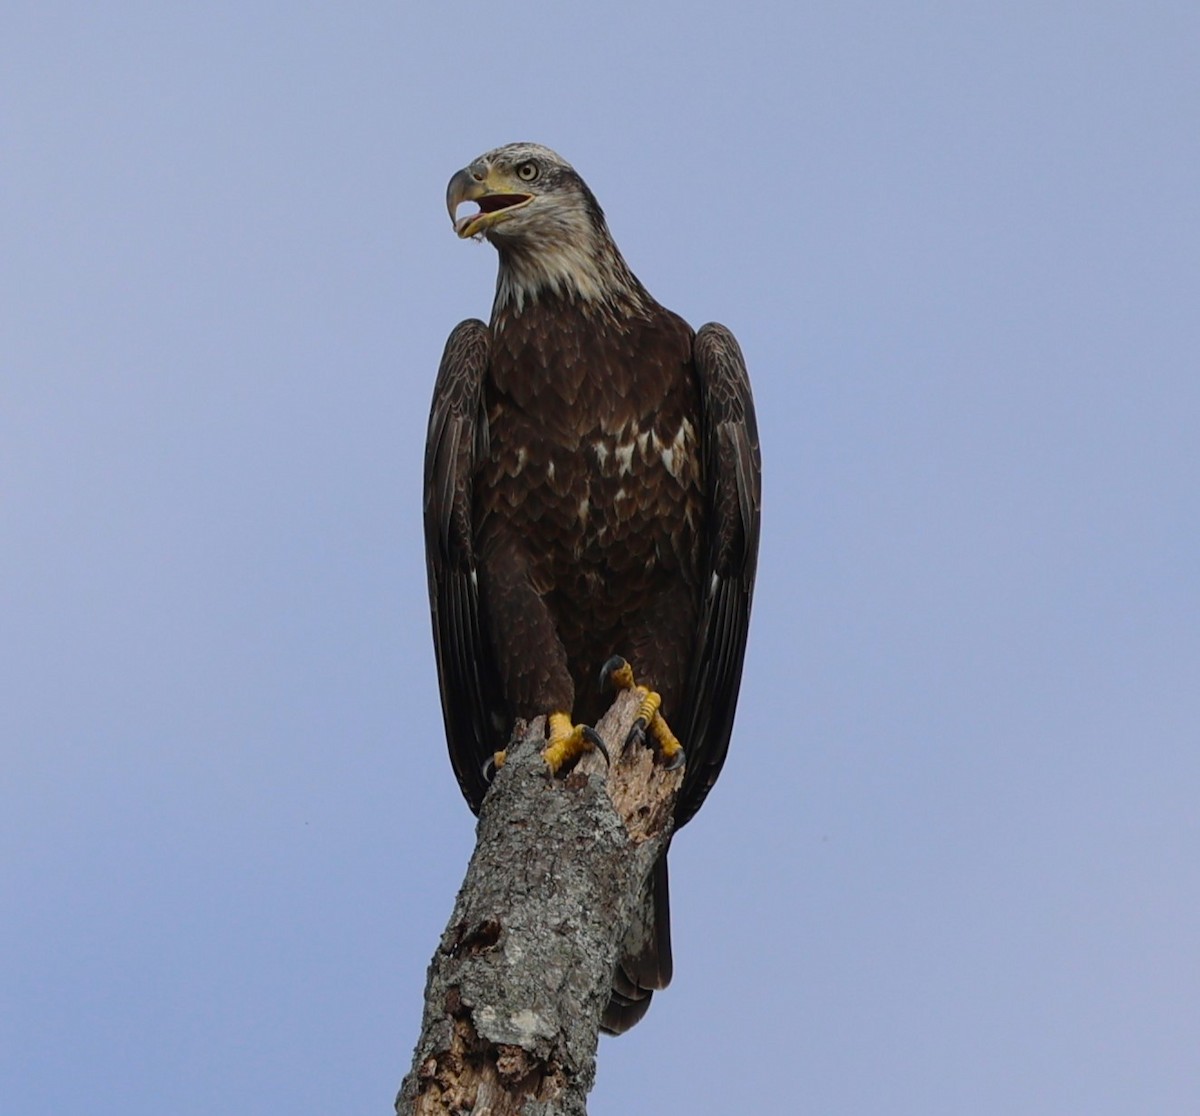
[662,744,687,772]
[624,717,648,753]
[598,654,630,694]
[582,725,610,766]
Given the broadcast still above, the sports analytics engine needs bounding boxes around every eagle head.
[446,142,643,311]
[446,143,602,243]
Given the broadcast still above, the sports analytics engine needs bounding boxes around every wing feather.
[678,323,761,827]
[424,319,503,812]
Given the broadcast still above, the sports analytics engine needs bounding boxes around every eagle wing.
[424,319,504,813]
[678,323,762,827]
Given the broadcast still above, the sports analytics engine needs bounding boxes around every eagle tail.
[601,853,673,1035]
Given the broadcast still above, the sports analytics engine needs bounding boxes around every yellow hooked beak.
[446,161,534,239]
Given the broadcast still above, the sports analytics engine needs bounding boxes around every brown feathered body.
[479,296,703,731]
[426,143,760,1033]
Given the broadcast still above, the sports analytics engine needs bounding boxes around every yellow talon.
[481,749,508,782]
[633,687,661,725]
[543,712,605,775]
[608,658,636,691]
[648,715,684,765]
[602,655,686,769]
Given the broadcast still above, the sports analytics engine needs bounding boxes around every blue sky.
[3,3,1198,1112]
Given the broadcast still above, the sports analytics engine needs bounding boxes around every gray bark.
[395,690,682,1116]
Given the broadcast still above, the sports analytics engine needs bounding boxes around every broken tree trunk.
[395,689,683,1116]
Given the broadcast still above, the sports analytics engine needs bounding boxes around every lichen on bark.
[396,690,682,1116]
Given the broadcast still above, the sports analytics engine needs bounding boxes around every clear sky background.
[3,3,1197,1113]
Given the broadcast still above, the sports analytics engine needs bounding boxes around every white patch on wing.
[660,421,694,480]
[547,460,555,480]
[615,442,635,475]
[593,440,609,466]
[577,497,589,525]
[514,447,527,474]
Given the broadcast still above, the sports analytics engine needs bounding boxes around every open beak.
[446,164,533,239]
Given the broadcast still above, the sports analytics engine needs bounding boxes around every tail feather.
[601,853,673,1034]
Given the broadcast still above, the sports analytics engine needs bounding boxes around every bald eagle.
[425,143,760,1033]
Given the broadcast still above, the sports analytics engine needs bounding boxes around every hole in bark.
[448,918,503,957]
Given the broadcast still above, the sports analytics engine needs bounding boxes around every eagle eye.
[516,161,540,183]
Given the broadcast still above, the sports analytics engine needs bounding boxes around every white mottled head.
[446,142,647,315]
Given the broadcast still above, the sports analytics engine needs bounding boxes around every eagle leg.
[543,712,609,776]
[599,656,686,770]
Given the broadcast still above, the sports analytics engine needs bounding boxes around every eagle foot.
[599,654,637,694]
[636,710,686,770]
[543,712,609,776]
[598,656,686,769]
[481,750,507,783]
